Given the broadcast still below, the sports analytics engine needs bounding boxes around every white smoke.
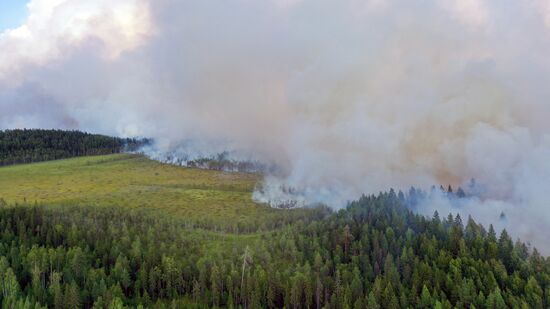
[1,0,550,251]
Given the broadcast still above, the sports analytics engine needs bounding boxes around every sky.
[0,0,27,31]
[1,0,550,252]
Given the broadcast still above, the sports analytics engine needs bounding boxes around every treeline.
[0,192,548,308]
[0,129,145,166]
[160,151,272,174]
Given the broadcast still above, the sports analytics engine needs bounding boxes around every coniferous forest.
[0,129,144,166]
[0,193,548,308]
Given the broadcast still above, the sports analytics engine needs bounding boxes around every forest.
[0,192,548,308]
[0,129,145,166]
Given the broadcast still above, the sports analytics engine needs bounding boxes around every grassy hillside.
[0,154,322,232]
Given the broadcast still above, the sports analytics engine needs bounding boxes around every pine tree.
[420,285,432,308]
[48,272,63,309]
[485,288,506,309]
[366,291,380,309]
[64,282,80,309]
[211,264,221,307]
[456,187,466,198]
[524,277,543,308]
[1,268,20,300]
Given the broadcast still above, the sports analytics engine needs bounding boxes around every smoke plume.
[2,0,550,251]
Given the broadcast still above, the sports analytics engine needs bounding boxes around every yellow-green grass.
[0,154,282,228]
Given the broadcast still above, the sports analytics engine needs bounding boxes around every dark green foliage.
[0,192,548,308]
[0,129,145,166]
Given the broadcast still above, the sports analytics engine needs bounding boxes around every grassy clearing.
[0,154,321,231]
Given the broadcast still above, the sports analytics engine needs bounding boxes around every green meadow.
[0,153,318,232]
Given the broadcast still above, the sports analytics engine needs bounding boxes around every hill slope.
[0,153,323,232]
[0,154,548,308]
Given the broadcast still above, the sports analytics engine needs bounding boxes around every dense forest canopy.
[0,192,548,308]
[0,129,145,166]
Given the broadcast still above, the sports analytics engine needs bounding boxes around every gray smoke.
[1,0,550,252]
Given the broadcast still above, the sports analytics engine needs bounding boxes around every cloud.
[0,0,152,81]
